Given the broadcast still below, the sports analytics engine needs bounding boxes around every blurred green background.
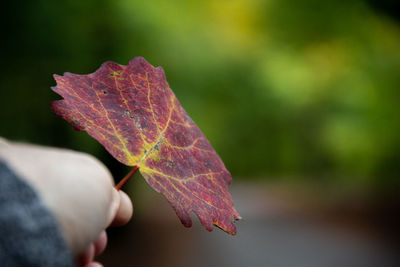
[2,1,400,266]
[1,0,399,185]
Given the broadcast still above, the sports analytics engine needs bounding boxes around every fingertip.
[110,190,133,227]
[85,262,103,267]
[94,230,107,256]
[76,243,95,267]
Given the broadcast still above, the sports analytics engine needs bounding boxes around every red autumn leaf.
[51,57,241,234]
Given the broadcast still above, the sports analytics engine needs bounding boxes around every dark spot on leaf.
[205,161,212,169]
[140,121,149,129]
[102,90,108,95]
[124,110,135,119]
[154,144,160,151]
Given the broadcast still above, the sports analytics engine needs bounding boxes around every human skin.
[0,137,133,267]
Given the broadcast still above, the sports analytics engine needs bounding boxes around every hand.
[0,138,133,267]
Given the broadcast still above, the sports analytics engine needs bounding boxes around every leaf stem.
[115,166,139,191]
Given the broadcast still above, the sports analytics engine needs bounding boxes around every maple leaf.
[51,57,241,234]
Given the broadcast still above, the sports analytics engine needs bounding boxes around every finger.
[110,190,133,227]
[76,243,95,267]
[85,262,104,267]
[93,230,108,256]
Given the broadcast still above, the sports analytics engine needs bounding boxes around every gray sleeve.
[0,160,73,267]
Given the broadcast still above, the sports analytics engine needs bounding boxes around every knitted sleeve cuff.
[0,160,73,267]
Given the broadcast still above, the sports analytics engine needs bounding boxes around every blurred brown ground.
[98,178,400,267]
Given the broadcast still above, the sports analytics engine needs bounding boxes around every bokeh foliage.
[1,0,399,183]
